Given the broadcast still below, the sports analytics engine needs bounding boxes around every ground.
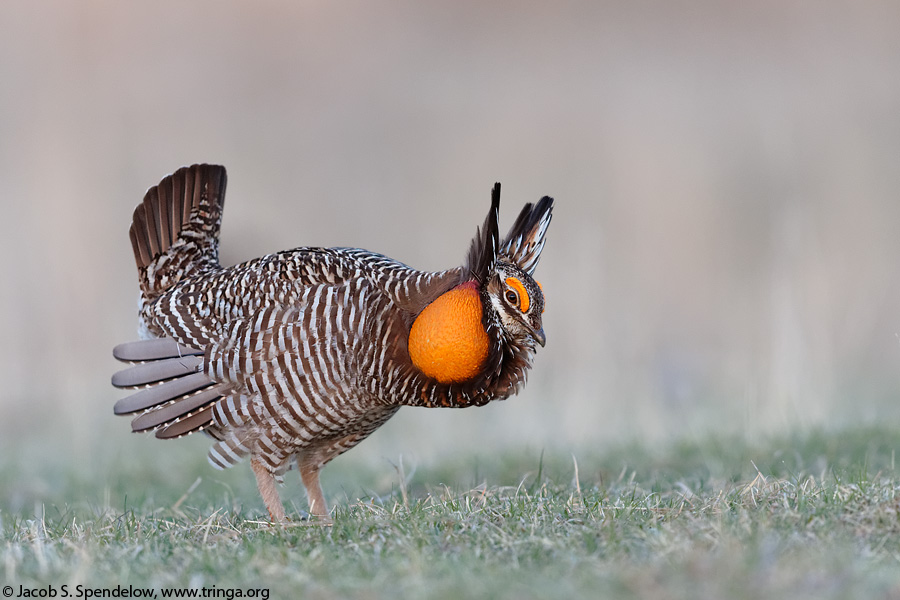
[2,426,900,599]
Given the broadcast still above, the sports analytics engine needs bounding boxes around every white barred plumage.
[112,164,553,521]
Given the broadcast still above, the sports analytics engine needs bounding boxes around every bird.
[112,164,553,522]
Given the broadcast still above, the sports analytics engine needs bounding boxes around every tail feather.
[130,202,156,265]
[131,164,227,295]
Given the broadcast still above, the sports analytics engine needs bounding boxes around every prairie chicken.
[112,164,553,521]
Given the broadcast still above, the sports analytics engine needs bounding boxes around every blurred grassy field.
[3,425,900,600]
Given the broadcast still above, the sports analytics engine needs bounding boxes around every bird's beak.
[530,324,546,347]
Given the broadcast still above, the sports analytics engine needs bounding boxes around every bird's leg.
[251,456,285,523]
[298,454,330,519]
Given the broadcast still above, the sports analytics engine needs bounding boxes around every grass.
[2,426,900,599]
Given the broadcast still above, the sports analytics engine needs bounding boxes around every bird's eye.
[504,276,530,312]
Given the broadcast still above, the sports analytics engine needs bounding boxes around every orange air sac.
[408,281,489,383]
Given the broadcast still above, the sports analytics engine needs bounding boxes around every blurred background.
[2,0,900,497]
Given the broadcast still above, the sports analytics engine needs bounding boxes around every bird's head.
[466,182,552,350]
[485,261,546,348]
[407,183,553,386]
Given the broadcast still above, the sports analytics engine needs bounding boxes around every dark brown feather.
[131,387,223,432]
[142,191,161,257]
[130,203,152,268]
[186,165,200,224]
[156,180,171,251]
[464,183,501,283]
[155,405,214,439]
[128,164,227,271]
[169,168,183,240]
[129,227,144,269]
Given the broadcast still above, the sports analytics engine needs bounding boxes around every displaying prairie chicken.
[112,164,553,521]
